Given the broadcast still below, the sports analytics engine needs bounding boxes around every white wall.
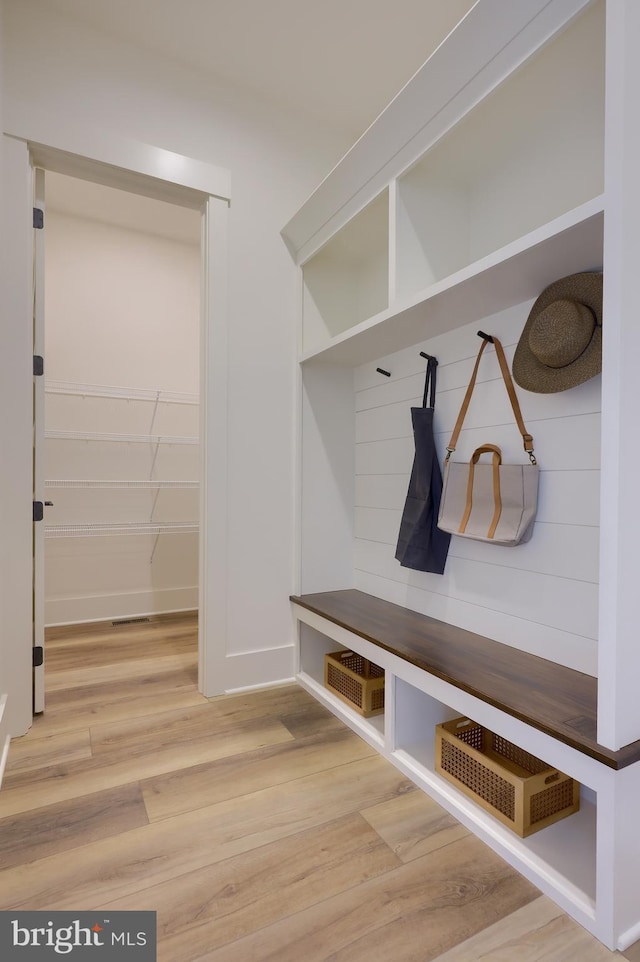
[45,209,200,390]
[0,0,353,726]
[44,205,201,625]
[353,305,601,676]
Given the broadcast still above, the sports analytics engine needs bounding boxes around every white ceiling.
[42,1,476,238]
[43,0,475,136]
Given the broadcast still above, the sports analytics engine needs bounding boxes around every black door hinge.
[33,501,44,522]
[33,646,44,668]
[33,355,44,376]
[33,207,44,229]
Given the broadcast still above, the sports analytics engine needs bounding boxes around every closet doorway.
[42,172,201,645]
[1,130,229,737]
[29,157,227,715]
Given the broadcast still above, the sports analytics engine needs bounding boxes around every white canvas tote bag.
[437,335,539,546]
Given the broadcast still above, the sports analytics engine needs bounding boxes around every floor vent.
[111,617,151,627]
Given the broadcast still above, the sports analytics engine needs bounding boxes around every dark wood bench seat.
[291,588,640,770]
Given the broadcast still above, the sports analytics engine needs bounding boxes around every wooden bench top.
[291,589,640,770]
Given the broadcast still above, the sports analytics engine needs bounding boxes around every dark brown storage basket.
[324,650,385,717]
[435,717,580,837]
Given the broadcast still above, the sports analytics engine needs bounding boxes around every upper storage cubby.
[302,189,388,355]
[289,1,605,366]
[395,0,604,301]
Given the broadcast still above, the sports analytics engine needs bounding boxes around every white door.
[32,166,46,713]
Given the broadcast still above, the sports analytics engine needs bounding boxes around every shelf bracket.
[149,486,161,522]
[150,532,161,565]
[149,439,161,481]
[149,390,161,435]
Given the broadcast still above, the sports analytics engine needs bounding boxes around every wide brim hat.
[512,272,603,393]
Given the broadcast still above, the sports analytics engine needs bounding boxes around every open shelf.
[302,189,389,355]
[297,2,604,366]
[300,196,603,366]
[394,0,604,303]
[391,672,598,914]
[298,622,385,747]
[392,737,597,915]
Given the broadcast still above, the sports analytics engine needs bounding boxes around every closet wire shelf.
[45,522,199,539]
[44,380,200,546]
[45,430,198,445]
[45,480,199,489]
[45,380,199,405]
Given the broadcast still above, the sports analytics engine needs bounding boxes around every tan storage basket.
[435,717,580,837]
[324,650,385,717]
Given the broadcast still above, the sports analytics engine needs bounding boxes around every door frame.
[1,117,231,736]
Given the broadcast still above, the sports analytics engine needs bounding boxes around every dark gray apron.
[395,355,451,574]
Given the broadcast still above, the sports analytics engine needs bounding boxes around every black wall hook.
[420,351,435,361]
[477,330,494,343]
[376,367,391,377]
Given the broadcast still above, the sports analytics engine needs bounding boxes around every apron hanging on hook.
[395,354,451,574]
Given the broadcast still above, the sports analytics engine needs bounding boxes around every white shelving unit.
[44,380,199,622]
[300,197,604,366]
[283,0,640,950]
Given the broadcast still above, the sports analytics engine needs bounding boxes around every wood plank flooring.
[0,615,634,960]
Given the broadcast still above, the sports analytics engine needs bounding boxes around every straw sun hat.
[512,272,603,393]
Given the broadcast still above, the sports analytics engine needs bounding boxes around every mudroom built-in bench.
[284,0,640,949]
[291,588,640,770]
[290,587,640,949]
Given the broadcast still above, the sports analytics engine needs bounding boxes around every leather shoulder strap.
[446,336,536,463]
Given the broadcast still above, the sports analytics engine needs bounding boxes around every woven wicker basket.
[435,717,580,837]
[324,650,384,717]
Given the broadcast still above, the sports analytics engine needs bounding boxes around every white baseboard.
[45,606,198,630]
[206,645,295,697]
[617,919,640,952]
[224,677,296,696]
[45,587,198,626]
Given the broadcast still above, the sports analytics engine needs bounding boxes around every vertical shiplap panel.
[354,307,600,675]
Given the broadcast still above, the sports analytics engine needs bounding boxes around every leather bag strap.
[459,444,502,538]
[446,336,536,463]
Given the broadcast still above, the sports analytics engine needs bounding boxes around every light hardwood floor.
[0,614,635,961]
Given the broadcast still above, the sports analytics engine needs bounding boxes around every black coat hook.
[376,367,391,377]
[420,352,436,362]
[477,330,494,343]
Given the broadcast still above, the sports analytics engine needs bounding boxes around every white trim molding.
[1,116,231,733]
[4,104,230,205]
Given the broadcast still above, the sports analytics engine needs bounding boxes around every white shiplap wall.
[353,301,600,676]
